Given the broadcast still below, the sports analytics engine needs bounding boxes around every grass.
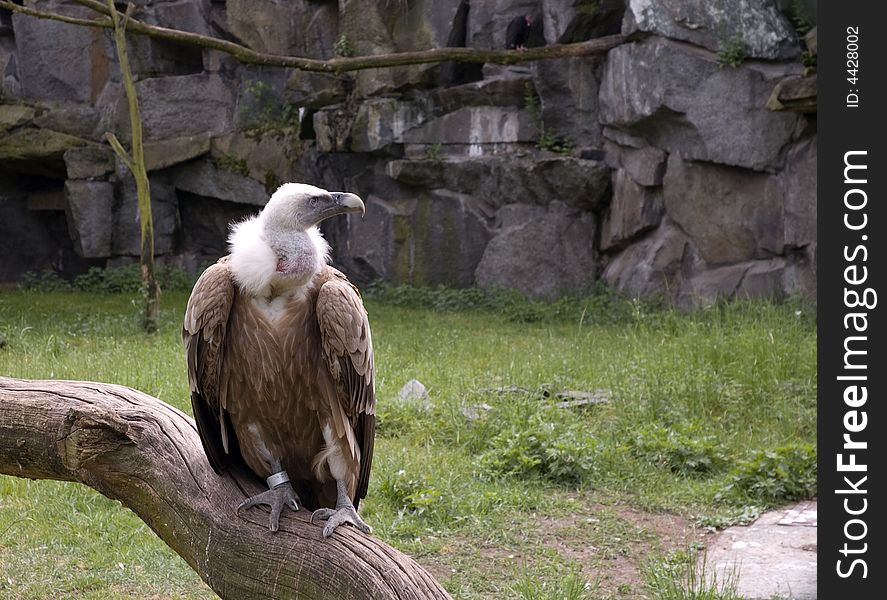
[0,287,816,599]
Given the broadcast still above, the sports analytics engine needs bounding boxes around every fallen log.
[0,377,451,600]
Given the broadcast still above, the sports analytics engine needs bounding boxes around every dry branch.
[0,0,639,73]
[0,377,451,600]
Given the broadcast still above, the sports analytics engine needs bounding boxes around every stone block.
[663,154,784,264]
[388,155,611,211]
[170,158,268,207]
[622,0,799,60]
[65,180,113,258]
[12,2,109,103]
[64,145,115,179]
[0,128,92,177]
[600,37,800,172]
[112,172,180,256]
[475,201,596,299]
[124,74,234,141]
[402,106,536,146]
[601,169,664,250]
[602,219,694,298]
[0,103,35,132]
[143,135,211,172]
[351,98,428,153]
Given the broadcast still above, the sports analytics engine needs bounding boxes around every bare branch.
[1,0,642,74]
[0,377,451,600]
[0,0,111,29]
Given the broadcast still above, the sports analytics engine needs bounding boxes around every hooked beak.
[330,192,365,216]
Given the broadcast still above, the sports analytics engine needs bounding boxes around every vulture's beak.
[330,192,365,216]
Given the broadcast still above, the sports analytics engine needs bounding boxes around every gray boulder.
[767,73,817,114]
[663,154,784,265]
[170,158,268,207]
[401,106,536,146]
[313,104,355,153]
[0,104,35,132]
[64,180,113,258]
[64,145,115,179]
[122,0,210,78]
[387,155,611,211]
[112,172,180,257]
[679,258,788,307]
[781,135,815,250]
[475,202,596,299]
[0,128,92,177]
[602,219,695,297]
[532,57,604,147]
[343,191,491,287]
[337,0,463,96]
[351,98,429,153]
[604,144,668,187]
[227,0,337,58]
[32,102,102,141]
[601,169,664,250]
[432,76,530,113]
[599,37,800,172]
[285,72,349,109]
[139,0,213,36]
[622,0,799,60]
[11,2,103,102]
[143,135,211,172]
[123,74,234,141]
[211,129,302,188]
[396,379,433,411]
[1,42,19,100]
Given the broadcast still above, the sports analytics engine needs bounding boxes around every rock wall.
[0,0,816,304]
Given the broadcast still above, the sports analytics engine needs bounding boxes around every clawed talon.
[311,504,372,538]
[237,483,300,532]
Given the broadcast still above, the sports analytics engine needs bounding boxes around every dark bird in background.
[505,14,534,50]
[183,183,375,537]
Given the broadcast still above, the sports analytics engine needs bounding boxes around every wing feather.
[316,270,376,505]
[182,257,236,474]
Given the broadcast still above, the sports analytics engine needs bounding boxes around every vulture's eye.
[309,197,319,208]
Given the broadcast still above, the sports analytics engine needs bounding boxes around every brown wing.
[182,257,236,474]
[315,269,376,506]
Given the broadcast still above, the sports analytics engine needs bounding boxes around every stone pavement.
[705,500,817,599]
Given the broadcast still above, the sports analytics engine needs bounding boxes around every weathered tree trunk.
[0,377,451,600]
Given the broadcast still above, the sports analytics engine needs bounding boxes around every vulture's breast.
[223,284,333,479]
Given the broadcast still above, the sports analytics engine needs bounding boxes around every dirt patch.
[413,497,711,599]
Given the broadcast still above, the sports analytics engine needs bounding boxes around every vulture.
[505,14,534,50]
[183,183,375,537]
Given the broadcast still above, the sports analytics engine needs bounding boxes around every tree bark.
[0,0,639,73]
[0,377,451,600]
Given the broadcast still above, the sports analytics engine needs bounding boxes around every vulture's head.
[263,183,365,232]
[228,183,365,297]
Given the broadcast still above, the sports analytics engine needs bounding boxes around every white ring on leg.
[266,471,290,489]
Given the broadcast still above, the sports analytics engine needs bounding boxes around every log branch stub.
[0,377,451,600]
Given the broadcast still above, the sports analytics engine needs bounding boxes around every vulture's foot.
[311,504,371,538]
[237,481,300,532]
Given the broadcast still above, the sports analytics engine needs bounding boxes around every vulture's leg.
[311,479,371,538]
[237,470,301,532]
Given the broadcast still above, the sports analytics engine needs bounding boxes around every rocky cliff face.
[0,0,816,304]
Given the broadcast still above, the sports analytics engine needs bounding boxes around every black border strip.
[818,2,886,596]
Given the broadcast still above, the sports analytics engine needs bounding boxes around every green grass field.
[0,288,816,599]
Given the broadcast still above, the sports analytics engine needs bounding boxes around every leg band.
[266,470,290,489]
